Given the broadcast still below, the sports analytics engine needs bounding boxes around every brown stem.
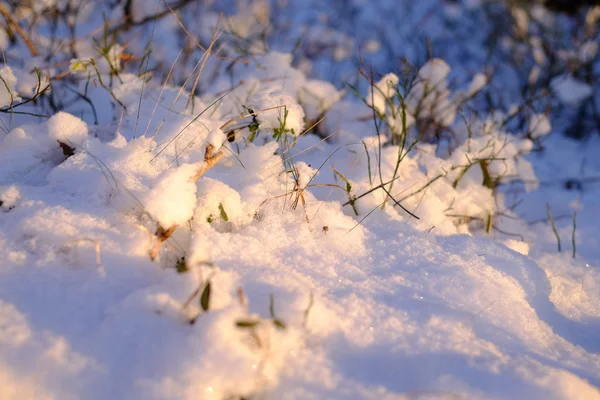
[149,225,177,260]
[191,144,224,181]
[0,3,38,56]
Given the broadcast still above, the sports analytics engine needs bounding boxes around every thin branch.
[0,3,38,56]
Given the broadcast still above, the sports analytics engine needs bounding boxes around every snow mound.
[551,75,593,107]
[145,163,199,228]
[47,112,89,146]
[0,28,599,399]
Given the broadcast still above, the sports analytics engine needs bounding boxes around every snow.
[407,58,456,128]
[298,80,343,121]
[551,75,594,107]
[248,90,305,134]
[144,163,199,228]
[0,185,20,210]
[466,73,488,97]
[0,66,18,108]
[418,58,451,85]
[47,112,89,146]
[0,1,600,399]
[366,73,400,114]
[504,239,529,255]
[579,40,598,64]
[529,113,552,139]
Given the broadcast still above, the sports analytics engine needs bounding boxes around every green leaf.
[248,121,259,142]
[330,166,352,193]
[269,294,276,319]
[235,319,261,328]
[361,140,373,186]
[273,107,290,142]
[218,203,229,222]
[200,282,211,312]
[175,257,189,274]
[479,160,494,190]
[485,213,492,234]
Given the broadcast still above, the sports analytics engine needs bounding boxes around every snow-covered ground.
[0,0,599,399]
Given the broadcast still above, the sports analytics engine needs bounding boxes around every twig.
[0,3,38,56]
[108,0,196,34]
[149,225,177,261]
[190,144,224,181]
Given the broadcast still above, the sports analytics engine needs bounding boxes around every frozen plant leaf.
[175,257,189,274]
[330,166,352,193]
[57,141,75,158]
[269,294,276,319]
[235,319,261,328]
[200,282,211,312]
[218,203,229,222]
[69,59,92,74]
